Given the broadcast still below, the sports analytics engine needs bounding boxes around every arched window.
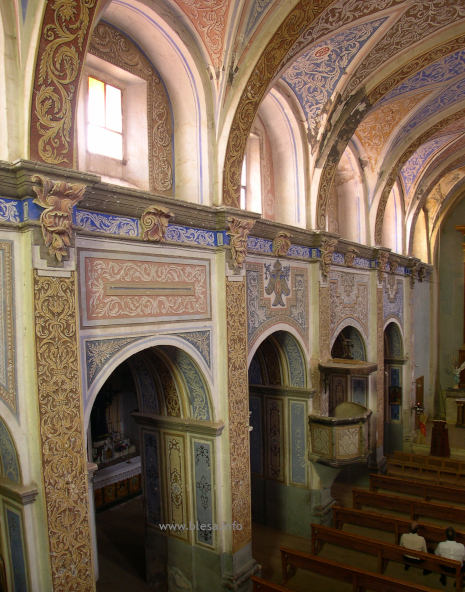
[241,133,262,214]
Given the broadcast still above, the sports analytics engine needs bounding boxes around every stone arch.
[330,319,367,359]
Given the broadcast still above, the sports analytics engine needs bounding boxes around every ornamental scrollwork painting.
[31,0,99,165]
[227,217,255,271]
[140,205,173,242]
[33,272,94,590]
[32,175,86,262]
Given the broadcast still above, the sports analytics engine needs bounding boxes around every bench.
[332,505,465,549]
[352,487,465,524]
[311,523,463,590]
[251,576,293,591]
[370,473,465,505]
[280,547,439,591]
[387,452,465,484]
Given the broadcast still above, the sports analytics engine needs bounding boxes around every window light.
[87,76,123,160]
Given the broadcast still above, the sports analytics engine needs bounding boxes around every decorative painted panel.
[0,199,21,223]
[265,398,283,482]
[5,505,28,592]
[163,347,211,420]
[0,419,20,484]
[165,434,188,540]
[0,241,16,415]
[311,424,331,456]
[166,226,217,247]
[175,331,211,369]
[275,333,306,388]
[247,260,308,348]
[249,396,263,475]
[193,441,213,547]
[85,337,141,389]
[383,277,404,325]
[335,425,360,458]
[79,250,211,326]
[33,272,94,591]
[289,400,306,485]
[144,431,162,525]
[75,210,139,237]
[329,270,369,337]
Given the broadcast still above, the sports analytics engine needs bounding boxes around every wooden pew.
[387,452,465,484]
[332,505,465,549]
[369,473,465,505]
[280,547,438,591]
[311,523,463,590]
[352,487,465,525]
[251,576,293,591]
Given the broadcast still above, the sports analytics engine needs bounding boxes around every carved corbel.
[320,238,338,278]
[408,258,424,287]
[344,247,359,267]
[140,205,173,242]
[376,250,389,284]
[32,175,86,262]
[272,231,291,257]
[227,217,255,272]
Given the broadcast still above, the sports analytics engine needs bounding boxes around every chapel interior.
[2,1,465,591]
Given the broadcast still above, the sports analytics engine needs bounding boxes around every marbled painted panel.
[0,241,16,414]
[383,277,404,325]
[265,397,283,482]
[5,506,28,592]
[247,261,308,348]
[289,400,306,485]
[0,419,20,483]
[329,270,369,338]
[249,396,263,475]
[85,337,141,388]
[80,251,211,326]
[193,441,213,546]
[165,434,188,540]
[144,430,162,525]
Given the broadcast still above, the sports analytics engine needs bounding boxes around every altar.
[445,388,465,426]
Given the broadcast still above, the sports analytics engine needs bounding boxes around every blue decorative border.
[0,198,21,223]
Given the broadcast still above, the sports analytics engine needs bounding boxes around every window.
[87,76,123,160]
[241,133,262,213]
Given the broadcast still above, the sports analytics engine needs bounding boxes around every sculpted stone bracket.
[407,258,426,288]
[32,175,86,263]
[272,231,291,257]
[376,249,390,285]
[140,205,174,242]
[227,217,255,274]
[319,237,338,280]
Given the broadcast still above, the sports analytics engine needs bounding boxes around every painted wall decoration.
[165,434,188,541]
[129,353,161,415]
[289,400,306,485]
[75,210,139,237]
[265,397,283,482]
[264,260,291,306]
[162,347,211,420]
[335,425,359,457]
[0,419,20,484]
[282,18,386,139]
[247,260,308,348]
[0,241,16,415]
[144,431,162,525]
[175,331,211,369]
[79,250,211,326]
[85,337,142,389]
[5,505,28,592]
[383,276,404,325]
[329,270,369,338]
[30,0,99,165]
[33,272,94,591]
[275,332,306,388]
[193,441,213,546]
[0,199,21,223]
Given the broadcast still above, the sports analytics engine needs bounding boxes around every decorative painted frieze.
[0,199,21,223]
[75,210,138,237]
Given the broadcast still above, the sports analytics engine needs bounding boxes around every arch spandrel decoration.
[30,0,100,165]
[0,419,20,484]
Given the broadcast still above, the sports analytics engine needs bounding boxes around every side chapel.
[0,0,465,590]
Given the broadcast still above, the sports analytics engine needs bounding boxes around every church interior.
[1,1,465,591]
